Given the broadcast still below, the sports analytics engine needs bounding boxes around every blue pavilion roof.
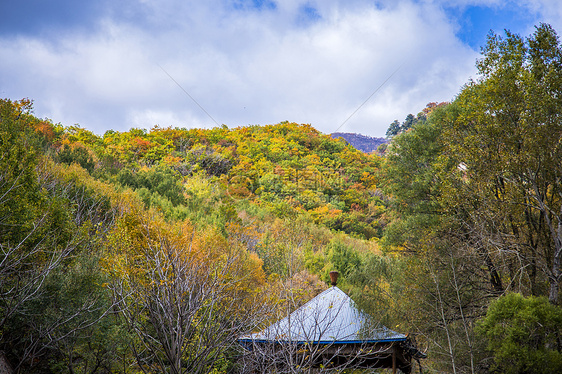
[239,286,407,344]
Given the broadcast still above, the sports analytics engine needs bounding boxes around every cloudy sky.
[1,0,561,137]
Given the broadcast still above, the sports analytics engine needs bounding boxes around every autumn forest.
[1,24,562,374]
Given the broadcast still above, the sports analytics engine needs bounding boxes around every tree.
[380,107,446,249]
[0,98,66,332]
[476,293,562,373]
[105,213,266,374]
[57,144,95,174]
[0,99,122,373]
[378,23,562,371]
[385,109,431,139]
[380,104,503,372]
[386,120,402,138]
[443,23,562,304]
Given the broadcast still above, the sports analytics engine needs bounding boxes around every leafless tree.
[107,220,268,374]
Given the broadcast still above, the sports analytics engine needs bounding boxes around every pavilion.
[238,272,425,373]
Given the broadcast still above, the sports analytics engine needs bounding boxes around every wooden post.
[392,344,397,374]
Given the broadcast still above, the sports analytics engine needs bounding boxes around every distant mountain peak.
[330,132,387,153]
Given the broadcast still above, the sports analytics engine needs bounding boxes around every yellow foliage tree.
[103,210,266,374]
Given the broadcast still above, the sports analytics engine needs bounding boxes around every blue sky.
[0,0,559,137]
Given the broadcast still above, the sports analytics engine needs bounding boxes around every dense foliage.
[477,293,562,373]
[2,22,562,374]
[0,98,388,373]
[379,23,562,373]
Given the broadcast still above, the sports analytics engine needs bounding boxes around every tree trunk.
[548,217,561,304]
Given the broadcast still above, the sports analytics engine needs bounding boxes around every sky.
[1,0,560,138]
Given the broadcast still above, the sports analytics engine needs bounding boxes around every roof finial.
[329,271,339,286]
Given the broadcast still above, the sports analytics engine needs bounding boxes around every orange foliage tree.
[103,209,266,374]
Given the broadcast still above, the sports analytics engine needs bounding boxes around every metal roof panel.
[241,287,406,343]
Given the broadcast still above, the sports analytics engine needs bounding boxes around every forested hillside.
[1,23,562,374]
[0,99,391,373]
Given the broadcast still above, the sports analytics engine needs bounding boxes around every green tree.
[0,99,124,373]
[116,165,186,213]
[378,23,562,372]
[0,98,53,332]
[57,144,95,173]
[380,103,503,372]
[327,239,361,279]
[380,107,446,249]
[385,112,427,138]
[385,120,401,138]
[443,23,562,303]
[477,293,562,373]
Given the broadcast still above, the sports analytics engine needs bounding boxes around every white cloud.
[0,0,550,137]
[523,0,562,30]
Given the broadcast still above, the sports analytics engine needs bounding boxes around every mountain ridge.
[330,132,387,153]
